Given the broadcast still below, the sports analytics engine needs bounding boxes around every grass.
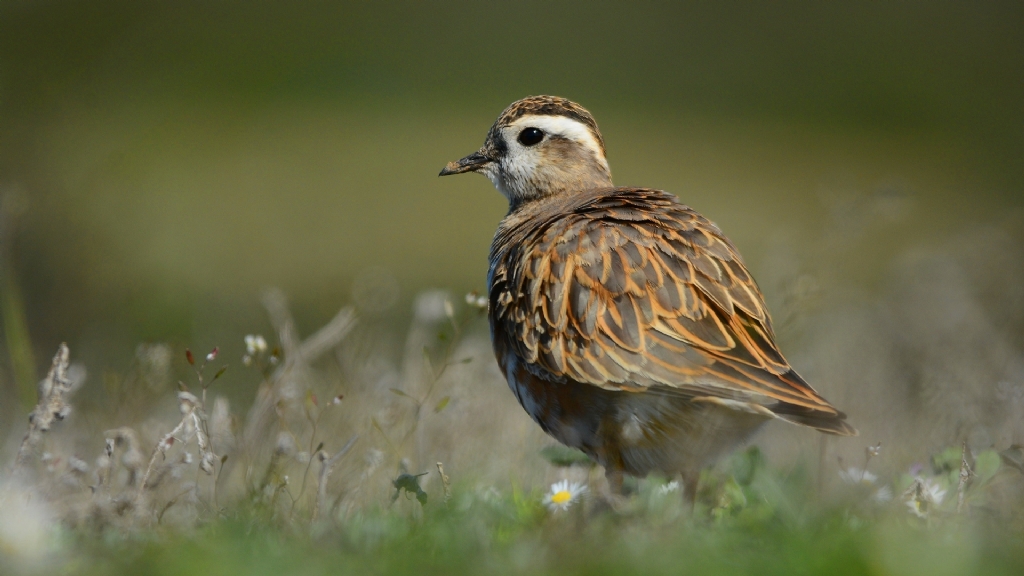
[3,296,1023,575]
[17,463,1024,576]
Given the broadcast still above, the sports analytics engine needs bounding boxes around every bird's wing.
[491,189,847,422]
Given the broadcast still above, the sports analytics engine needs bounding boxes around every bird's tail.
[770,402,858,436]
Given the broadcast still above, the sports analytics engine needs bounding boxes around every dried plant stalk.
[956,442,973,514]
[137,392,217,504]
[313,435,358,523]
[235,289,356,476]
[436,462,452,504]
[13,343,73,470]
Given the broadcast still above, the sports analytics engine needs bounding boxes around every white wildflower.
[657,480,681,495]
[904,477,947,518]
[543,480,587,512]
[465,291,489,309]
[244,334,268,356]
[873,486,894,503]
[921,478,946,504]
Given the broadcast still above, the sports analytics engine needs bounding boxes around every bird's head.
[440,96,613,207]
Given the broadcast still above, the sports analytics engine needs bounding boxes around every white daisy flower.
[921,478,946,504]
[904,477,947,518]
[543,480,587,512]
[873,485,894,503]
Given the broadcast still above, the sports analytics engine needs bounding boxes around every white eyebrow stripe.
[509,114,606,161]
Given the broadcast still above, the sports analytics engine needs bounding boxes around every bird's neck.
[506,168,613,212]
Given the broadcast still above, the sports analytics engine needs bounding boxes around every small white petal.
[543,480,588,512]
[657,480,681,495]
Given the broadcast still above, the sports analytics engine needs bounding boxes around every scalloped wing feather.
[490,188,847,422]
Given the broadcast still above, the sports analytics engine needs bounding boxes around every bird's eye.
[517,127,544,147]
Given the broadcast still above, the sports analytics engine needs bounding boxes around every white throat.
[489,115,612,206]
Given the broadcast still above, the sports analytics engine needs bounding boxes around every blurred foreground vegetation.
[38,481,1024,576]
[2,296,1023,575]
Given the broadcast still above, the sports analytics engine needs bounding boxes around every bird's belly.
[503,355,768,477]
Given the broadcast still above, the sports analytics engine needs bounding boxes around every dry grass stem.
[313,435,359,522]
[13,343,73,471]
[236,288,356,477]
[137,392,216,505]
[436,462,451,504]
[957,442,973,514]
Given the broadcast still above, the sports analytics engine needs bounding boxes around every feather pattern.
[489,187,855,436]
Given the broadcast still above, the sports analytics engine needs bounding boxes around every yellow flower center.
[551,490,572,505]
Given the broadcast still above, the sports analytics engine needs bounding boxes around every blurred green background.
[1,0,1022,410]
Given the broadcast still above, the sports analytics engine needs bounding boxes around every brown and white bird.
[440,96,855,503]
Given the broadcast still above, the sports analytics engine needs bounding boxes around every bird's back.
[487,187,855,456]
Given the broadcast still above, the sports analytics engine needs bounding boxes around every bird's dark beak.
[439,150,492,176]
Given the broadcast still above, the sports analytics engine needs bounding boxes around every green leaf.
[730,446,764,486]
[212,366,228,380]
[1000,445,1024,474]
[422,347,435,378]
[434,396,451,413]
[389,387,414,399]
[932,446,962,473]
[539,444,595,467]
[974,449,1001,481]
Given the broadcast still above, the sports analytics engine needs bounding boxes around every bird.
[439,95,856,504]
